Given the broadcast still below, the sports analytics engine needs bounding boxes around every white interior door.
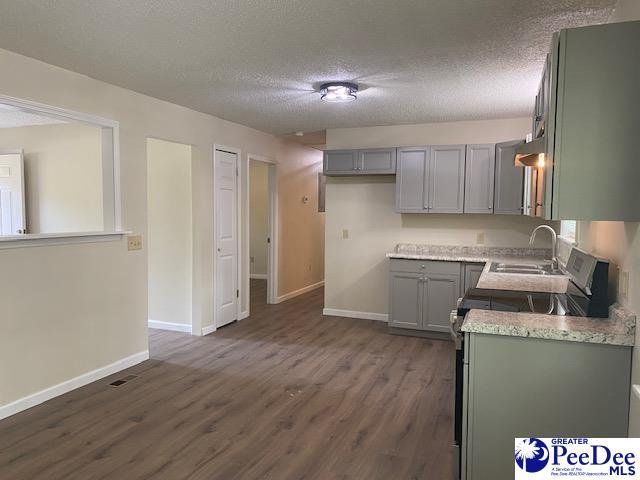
[0,153,26,236]
[215,149,238,327]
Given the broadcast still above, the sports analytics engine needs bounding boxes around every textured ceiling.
[0,0,615,135]
[0,106,67,129]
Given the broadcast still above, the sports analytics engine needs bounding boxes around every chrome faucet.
[530,225,558,270]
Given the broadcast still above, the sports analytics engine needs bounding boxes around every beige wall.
[249,160,269,276]
[276,140,325,296]
[324,117,556,315]
[147,138,192,327]
[0,47,323,409]
[0,123,103,233]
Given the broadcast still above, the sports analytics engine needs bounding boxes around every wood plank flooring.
[0,284,454,479]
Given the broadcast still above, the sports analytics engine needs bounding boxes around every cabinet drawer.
[390,258,461,275]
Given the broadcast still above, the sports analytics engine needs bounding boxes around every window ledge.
[0,231,130,249]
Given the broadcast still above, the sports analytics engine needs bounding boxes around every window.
[560,220,577,243]
[0,95,121,245]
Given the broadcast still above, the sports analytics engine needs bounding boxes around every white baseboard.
[275,281,324,304]
[239,310,250,321]
[250,273,268,280]
[148,319,192,333]
[0,350,149,421]
[323,308,389,322]
[201,324,216,336]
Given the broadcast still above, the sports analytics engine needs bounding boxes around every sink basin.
[489,262,561,276]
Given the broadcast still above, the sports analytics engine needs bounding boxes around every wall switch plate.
[342,229,349,239]
[127,235,143,251]
[302,195,309,204]
[476,232,485,245]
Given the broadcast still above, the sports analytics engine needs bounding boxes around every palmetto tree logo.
[515,438,550,473]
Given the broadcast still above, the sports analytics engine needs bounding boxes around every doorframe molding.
[213,144,242,331]
[246,153,278,309]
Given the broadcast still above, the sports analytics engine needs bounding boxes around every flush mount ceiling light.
[319,82,358,103]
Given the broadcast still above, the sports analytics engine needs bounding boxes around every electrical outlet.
[342,229,349,239]
[476,232,485,245]
[250,256,254,264]
[127,235,143,251]
[620,270,630,302]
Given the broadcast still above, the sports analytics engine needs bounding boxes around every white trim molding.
[201,324,216,336]
[148,320,192,333]
[250,273,268,280]
[323,308,389,322]
[275,281,324,304]
[239,310,250,320]
[0,350,149,421]
[0,231,128,250]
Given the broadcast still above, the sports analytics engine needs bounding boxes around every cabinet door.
[395,147,429,213]
[389,272,422,329]
[464,263,485,293]
[494,140,525,215]
[359,148,397,174]
[323,150,357,175]
[464,144,495,214]
[428,145,465,214]
[423,273,460,333]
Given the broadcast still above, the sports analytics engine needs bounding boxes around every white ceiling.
[0,0,615,135]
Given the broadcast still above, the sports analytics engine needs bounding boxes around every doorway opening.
[146,138,193,334]
[248,155,277,312]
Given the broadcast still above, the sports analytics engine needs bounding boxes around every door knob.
[217,248,221,252]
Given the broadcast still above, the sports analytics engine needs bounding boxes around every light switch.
[127,235,143,251]
[342,229,349,239]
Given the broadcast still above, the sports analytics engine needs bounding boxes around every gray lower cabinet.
[463,263,484,292]
[464,144,495,214]
[324,148,396,175]
[494,140,525,214]
[389,259,461,333]
[462,332,631,479]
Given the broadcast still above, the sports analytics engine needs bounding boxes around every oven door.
[450,310,464,479]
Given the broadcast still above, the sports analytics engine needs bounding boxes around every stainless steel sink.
[489,262,561,275]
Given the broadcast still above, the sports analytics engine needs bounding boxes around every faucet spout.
[530,225,558,270]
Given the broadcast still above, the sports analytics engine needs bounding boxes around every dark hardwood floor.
[0,285,454,479]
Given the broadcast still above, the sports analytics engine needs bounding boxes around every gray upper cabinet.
[323,148,396,176]
[359,148,397,174]
[396,147,429,212]
[429,145,466,214]
[323,150,357,175]
[464,144,495,214]
[494,140,525,215]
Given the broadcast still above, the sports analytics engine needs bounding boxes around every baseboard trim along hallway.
[148,319,192,333]
[0,350,149,420]
[275,281,324,304]
[322,308,389,322]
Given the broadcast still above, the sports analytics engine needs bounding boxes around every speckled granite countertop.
[387,244,551,263]
[461,304,635,346]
